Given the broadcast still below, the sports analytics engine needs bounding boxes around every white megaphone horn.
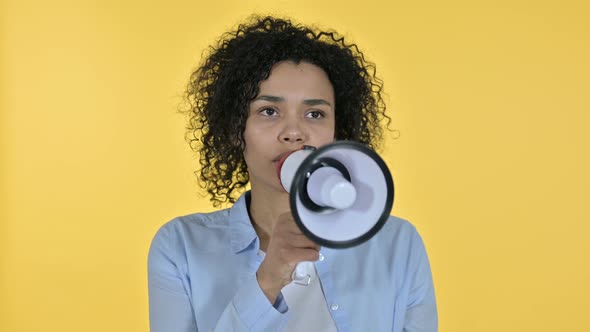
[277,141,395,285]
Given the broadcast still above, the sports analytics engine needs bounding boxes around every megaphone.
[277,140,394,285]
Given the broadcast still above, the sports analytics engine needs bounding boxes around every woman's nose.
[278,119,306,143]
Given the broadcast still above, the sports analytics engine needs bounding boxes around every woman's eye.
[259,108,278,116]
[306,110,324,119]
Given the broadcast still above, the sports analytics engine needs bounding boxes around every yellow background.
[2,0,589,331]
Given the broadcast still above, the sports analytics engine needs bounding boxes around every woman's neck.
[248,183,290,252]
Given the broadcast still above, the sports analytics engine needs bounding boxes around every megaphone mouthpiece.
[278,147,315,192]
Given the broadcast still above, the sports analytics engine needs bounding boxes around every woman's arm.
[402,231,438,332]
[147,221,290,332]
[148,225,198,331]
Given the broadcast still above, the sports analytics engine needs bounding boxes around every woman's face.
[243,61,336,193]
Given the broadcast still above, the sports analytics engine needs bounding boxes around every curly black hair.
[182,15,390,206]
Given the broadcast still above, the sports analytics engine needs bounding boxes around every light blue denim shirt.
[148,192,437,331]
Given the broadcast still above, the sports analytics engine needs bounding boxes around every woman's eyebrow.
[303,99,331,107]
[253,95,332,107]
[253,95,284,102]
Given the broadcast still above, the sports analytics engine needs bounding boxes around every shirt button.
[330,304,339,311]
[319,253,325,261]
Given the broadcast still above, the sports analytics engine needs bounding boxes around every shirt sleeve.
[148,224,198,332]
[403,230,438,332]
[215,274,290,331]
[148,221,290,332]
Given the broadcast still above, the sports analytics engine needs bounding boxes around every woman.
[148,16,437,331]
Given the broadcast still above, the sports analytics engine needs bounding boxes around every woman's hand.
[256,211,320,304]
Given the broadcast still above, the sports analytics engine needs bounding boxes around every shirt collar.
[228,191,258,254]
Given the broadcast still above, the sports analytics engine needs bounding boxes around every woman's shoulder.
[149,208,233,256]
[169,208,232,230]
[381,215,419,237]
[368,215,426,252]
[161,207,230,232]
